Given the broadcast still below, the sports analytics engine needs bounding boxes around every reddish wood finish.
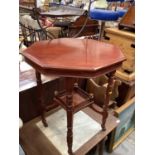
[119,5,135,31]
[65,78,75,155]
[22,38,125,154]
[68,15,99,37]
[101,71,116,131]
[22,38,125,78]
[35,71,48,127]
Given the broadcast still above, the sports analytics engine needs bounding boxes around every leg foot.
[67,110,73,155]
[41,114,48,127]
[101,124,106,131]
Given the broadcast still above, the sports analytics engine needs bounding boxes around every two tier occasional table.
[22,38,125,155]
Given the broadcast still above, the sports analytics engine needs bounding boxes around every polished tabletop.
[22,38,125,78]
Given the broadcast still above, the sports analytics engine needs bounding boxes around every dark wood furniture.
[67,15,99,37]
[116,77,135,106]
[20,105,119,155]
[19,67,86,122]
[118,4,135,31]
[22,38,125,154]
[19,68,63,122]
[53,15,99,38]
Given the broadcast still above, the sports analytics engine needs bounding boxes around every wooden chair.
[19,14,49,47]
[67,15,99,37]
[86,74,121,108]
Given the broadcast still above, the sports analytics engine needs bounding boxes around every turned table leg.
[35,71,48,127]
[67,102,73,155]
[101,71,115,130]
[65,77,75,155]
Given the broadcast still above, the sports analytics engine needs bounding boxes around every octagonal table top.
[22,38,125,78]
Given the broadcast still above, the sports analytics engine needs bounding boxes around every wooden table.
[19,105,119,155]
[22,38,125,154]
[19,63,86,123]
[19,67,62,122]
